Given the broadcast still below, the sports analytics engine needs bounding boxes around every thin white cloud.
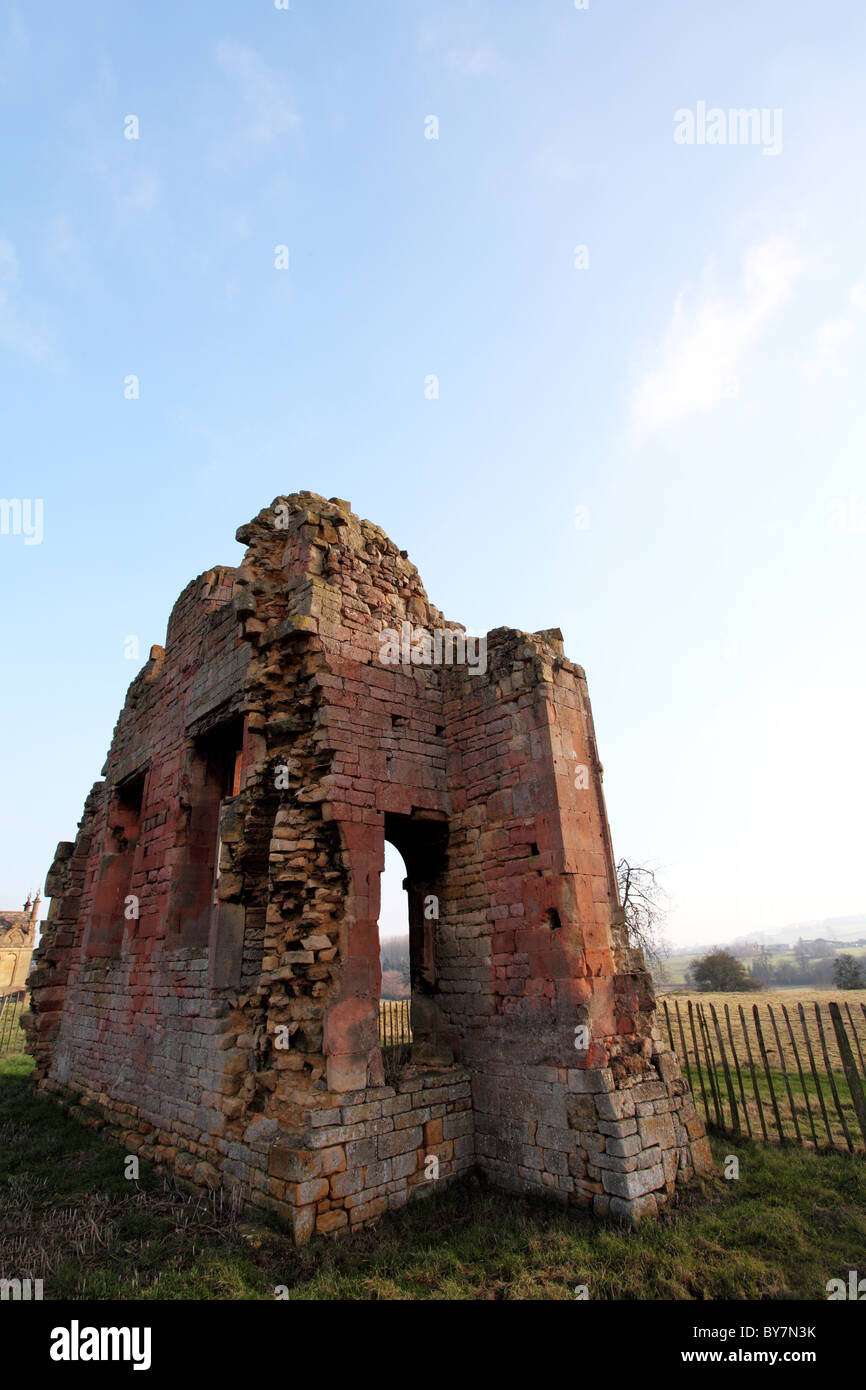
[0,236,18,281]
[83,147,160,222]
[41,214,88,290]
[0,8,27,91]
[417,20,502,75]
[115,170,160,216]
[0,235,56,365]
[213,42,299,165]
[800,280,866,386]
[631,240,804,440]
[848,281,866,313]
[444,45,502,76]
[801,316,854,385]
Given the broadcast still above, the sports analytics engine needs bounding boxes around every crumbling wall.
[27,490,710,1239]
[27,568,265,1196]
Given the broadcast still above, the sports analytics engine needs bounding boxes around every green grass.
[1,1054,864,1300]
[681,1060,866,1153]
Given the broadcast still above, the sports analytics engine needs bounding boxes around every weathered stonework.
[25,492,711,1238]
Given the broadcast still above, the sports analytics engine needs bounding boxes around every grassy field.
[660,990,866,1153]
[1,1053,864,1300]
[661,989,866,1069]
[659,950,866,987]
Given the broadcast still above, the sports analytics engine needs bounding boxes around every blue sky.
[1,0,865,948]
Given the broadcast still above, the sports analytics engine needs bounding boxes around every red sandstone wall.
[29,566,264,1195]
[27,491,710,1237]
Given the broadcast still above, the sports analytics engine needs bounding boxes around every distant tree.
[380,969,410,1001]
[616,859,669,970]
[691,949,760,993]
[748,955,774,986]
[381,935,410,986]
[833,954,866,990]
[812,959,837,987]
[792,938,813,976]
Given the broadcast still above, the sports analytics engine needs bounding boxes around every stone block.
[600,1163,665,1201]
[567,1068,614,1094]
[595,1091,636,1121]
[288,1177,330,1204]
[605,1133,641,1158]
[316,1209,349,1234]
[377,1126,423,1160]
[350,1197,387,1225]
[637,1114,676,1151]
[566,1094,596,1129]
[291,1204,317,1245]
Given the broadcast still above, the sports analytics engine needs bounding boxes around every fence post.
[843,1002,866,1078]
[829,1002,866,1151]
[687,1001,712,1126]
[0,990,24,1054]
[709,1003,740,1135]
[724,1003,752,1138]
[814,1003,854,1153]
[782,1004,819,1148]
[739,1005,769,1142]
[767,1004,802,1144]
[753,1005,785,1142]
[697,1004,724,1129]
[797,1003,834,1147]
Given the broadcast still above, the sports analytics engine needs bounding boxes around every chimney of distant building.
[28,893,40,929]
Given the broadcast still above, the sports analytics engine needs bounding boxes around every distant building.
[0,895,40,994]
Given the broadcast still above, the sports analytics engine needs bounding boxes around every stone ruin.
[25,492,712,1241]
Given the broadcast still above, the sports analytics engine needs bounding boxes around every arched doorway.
[378,840,411,1074]
[378,811,449,1070]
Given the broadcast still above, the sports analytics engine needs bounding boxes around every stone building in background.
[0,895,39,994]
[25,492,711,1241]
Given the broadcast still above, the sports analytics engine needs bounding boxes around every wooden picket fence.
[378,998,411,1081]
[664,997,866,1155]
[379,998,412,1050]
[0,989,27,1056]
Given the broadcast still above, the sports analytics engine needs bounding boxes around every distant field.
[659,989,866,1064]
[658,947,866,987]
[658,986,866,1005]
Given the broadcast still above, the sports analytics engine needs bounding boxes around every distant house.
[0,895,39,994]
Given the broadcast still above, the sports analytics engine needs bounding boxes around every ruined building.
[26,493,711,1240]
